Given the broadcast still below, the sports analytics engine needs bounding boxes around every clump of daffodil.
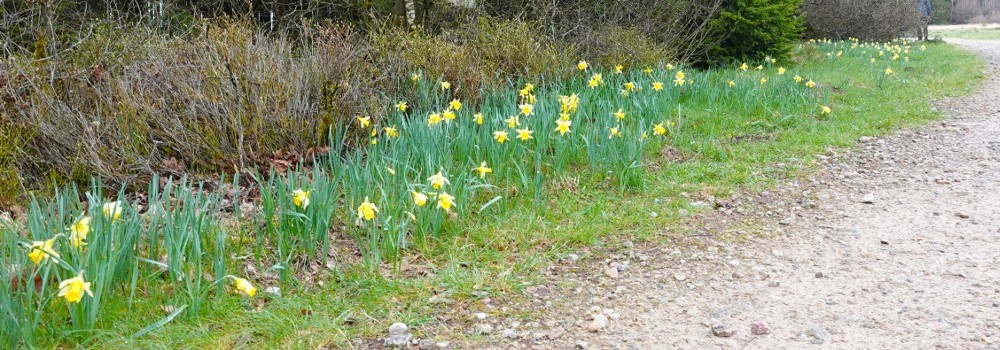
[103,201,123,222]
[519,103,533,116]
[673,71,686,86]
[559,94,580,114]
[412,191,429,207]
[440,81,451,90]
[428,171,450,190]
[576,60,588,71]
[555,119,572,136]
[58,271,93,303]
[494,130,509,144]
[805,80,816,88]
[69,216,91,249]
[396,101,408,112]
[820,105,832,114]
[777,67,786,75]
[740,63,749,71]
[27,236,60,265]
[519,83,535,96]
[229,276,256,297]
[474,161,492,178]
[588,73,603,88]
[356,116,371,128]
[437,192,455,211]
[428,111,443,126]
[613,108,626,121]
[506,115,520,128]
[652,82,663,91]
[449,99,462,111]
[442,109,456,123]
[516,128,534,141]
[357,197,378,221]
[292,189,310,209]
[884,67,893,75]
[653,123,667,136]
[384,126,399,138]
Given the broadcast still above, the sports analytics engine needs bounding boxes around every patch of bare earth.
[435,39,1000,349]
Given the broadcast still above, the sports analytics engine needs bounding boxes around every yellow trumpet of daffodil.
[384,126,399,138]
[613,108,626,121]
[474,161,492,178]
[506,116,520,128]
[27,237,60,265]
[519,104,534,116]
[396,101,408,112]
[494,130,509,144]
[103,201,123,222]
[292,189,310,209]
[555,119,572,136]
[428,112,443,126]
[230,276,256,297]
[652,82,663,91]
[805,80,816,88]
[474,113,484,125]
[653,123,667,136]
[357,197,378,221]
[428,171,450,190]
[442,109,456,123]
[412,191,429,207]
[449,99,462,111]
[440,81,451,90]
[576,61,588,71]
[516,128,533,141]
[623,82,635,91]
[69,216,90,249]
[58,271,93,303]
[437,192,455,211]
[727,80,736,87]
[356,116,370,128]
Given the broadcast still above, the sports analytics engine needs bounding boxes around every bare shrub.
[951,0,1000,23]
[803,0,919,41]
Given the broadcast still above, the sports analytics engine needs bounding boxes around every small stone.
[471,291,489,297]
[861,193,875,204]
[674,273,687,281]
[502,328,519,339]
[418,339,436,350]
[779,216,794,225]
[815,272,824,278]
[474,323,494,335]
[859,136,873,143]
[436,341,450,348]
[264,286,282,297]
[678,209,690,216]
[384,323,412,348]
[587,314,610,332]
[474,312,487,320]
[711,324,734,337]
[604,266,620,279]
[567,253,580,262]
[956,212,970,219]
[806,325,831,344]
[575,340,589,349]
[751,320,771,335]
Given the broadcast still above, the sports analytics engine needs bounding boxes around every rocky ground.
[388,39,1000,349]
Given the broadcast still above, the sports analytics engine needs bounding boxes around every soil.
[473,39,1000,349]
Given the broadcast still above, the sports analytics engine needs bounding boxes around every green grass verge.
[931,25,1000,40]
[13,40,986,349]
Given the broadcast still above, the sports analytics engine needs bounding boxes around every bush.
[706,0,804,64]
[577,27,676,69]
[803,0,918,41]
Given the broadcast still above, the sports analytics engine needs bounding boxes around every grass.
[1,39,985,349]
[930,24,1000,40]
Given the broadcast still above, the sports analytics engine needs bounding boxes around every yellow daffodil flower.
[777,67,786,75]
[384,126,399,138]
[609,126,622,139]
[231,276,256,297]
[356,116,371,128]
[440,81,451,90]
[624,82,636,91]
[474,113,484,125]
[292,189,310,209]
[613,108,626,121]
[615,64,624,74]
[428,112,443,125]
[516,128,534,141]
[494,130,509,144]
[428,171,450,190]
[755,65,763,70]
[666,63,675,70]
[410,73,421,83]
[103,201,123,222]
[437,192,455,211]
[449,99,462,111]
[652,82,663,91]
[577,61,588,71]
[740,63,749,71]
[805,80,816,88]
[559,113,571,121]
[506,115,520,128]
[474,161,492,178]
[759,77,767,85]
[58,271,93,303]
[519,103,533,116]
[555,119,572,136]
[653,123,666,136]
[643,67,653,75]
[396,101,408,112]
[523,83,534,92]
[884,67,893,75]
[387,167,396,175]
[442,109,456,123]
[412,191,428,206]
[28,237,60,265]
[820,105,832,114]
[69,216,90,249]
[794,75,802,83]
[357,196,378,221]
[727,80,736,87]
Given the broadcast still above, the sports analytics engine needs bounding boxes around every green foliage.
[707,0,804,64]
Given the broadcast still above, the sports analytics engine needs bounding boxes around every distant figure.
[916,0,932,40]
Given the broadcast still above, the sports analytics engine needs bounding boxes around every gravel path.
[497,39,1000,349]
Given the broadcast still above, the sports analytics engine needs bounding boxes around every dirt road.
[512,39,1000,349]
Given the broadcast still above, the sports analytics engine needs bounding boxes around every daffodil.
[292,189,310,209]
[516,128,534,141]
[387,167,396,175]
[518,103,534,116]
[624,82,635,91]
[428,171,450,190]
[559,113,571,121]
[356,116,371,128]
[524,93,536,104]
[69,216,90,249]
[615,64,624,74]
[577,60,589,71]
[231,276,256,297]
[613,108,626,121]
[437,192,455,211]
[440,81,451,90]
[27,237,60,265]
[643,67,653,75]
[588,78,600,89]
[805,80,816,88]
[652,82,663,91]
[884,67,893,75]
[410,73,421,83]
[58,271,93,303]
[357,196,378,221]
[396,101,408,112]
[653,123,666,136]
[442,109,456,123]
[412,191,429,206]
[755,65,763,70]
[449,99,462,111]
[740,63,749,71]
[777,67,786,75]
[384,126,399,138]
[555,119,572,136]
[666,63,675,70]
[794,75,802,83]
[506,115,520,128]
[523,83,535,93]
[474,113,484,125]
[428,112,443,125]
[103,201,123,222]
[759,77,767,85]
[494,130,509,144]
[727,80,736,87]
[474,161,492,178]
[820,105,832,114]
[609,126,622,139]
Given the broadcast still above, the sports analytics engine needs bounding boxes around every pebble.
[587,314,609,332]
[751,320,771,335]
[264,286,282,297]
[711,323,734,337]
[502,328,519,339]
[384,323,412,348]
[861,193,875,204]
[418,339,436,350]
[956,212,970,219]
[604,266,620,279]
[674,273,687,281]
[575,340,590,349]
[806,325,831,344]
[474,323,494,335]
